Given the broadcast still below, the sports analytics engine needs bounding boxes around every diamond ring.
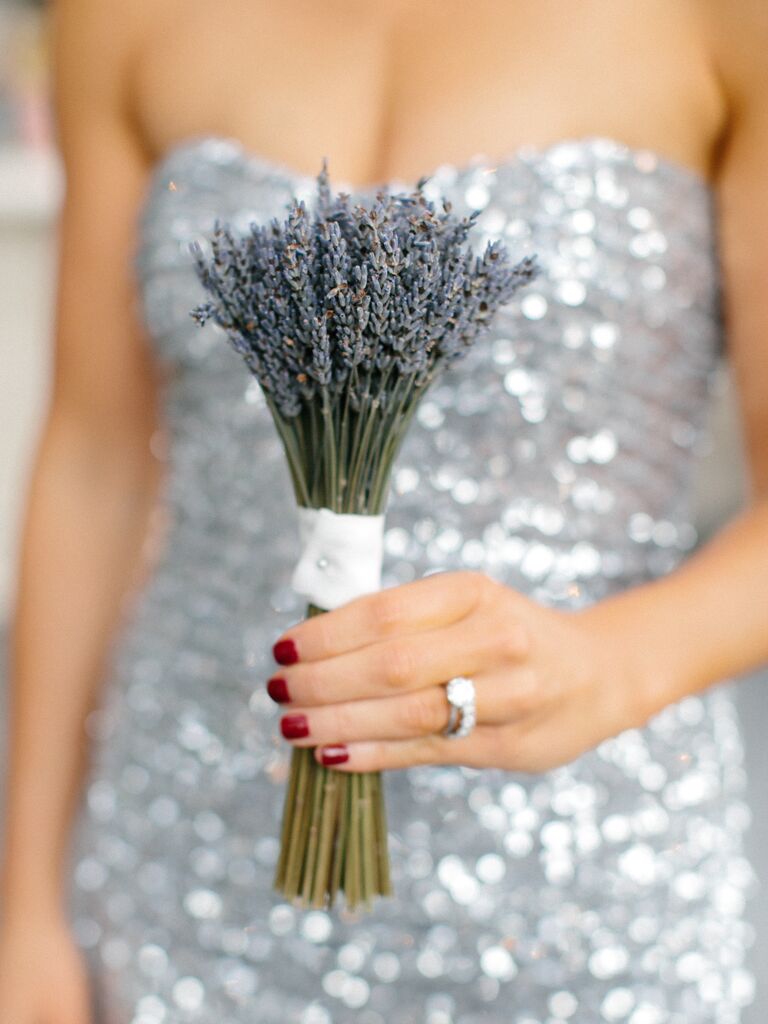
[441,676,477,739]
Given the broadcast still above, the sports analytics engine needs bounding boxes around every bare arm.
[587,0,768,716]
[0,0,163,924]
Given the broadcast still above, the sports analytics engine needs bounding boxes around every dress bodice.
[67,134,761,1024]
[131,133,722,610]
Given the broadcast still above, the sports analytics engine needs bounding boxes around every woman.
[1,0,766,1020]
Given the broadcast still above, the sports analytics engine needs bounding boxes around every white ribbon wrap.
[290,507,385,610]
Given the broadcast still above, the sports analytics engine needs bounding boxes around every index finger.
[272,569,489,664]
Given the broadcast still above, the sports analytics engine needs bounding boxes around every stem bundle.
[272,606,391,910]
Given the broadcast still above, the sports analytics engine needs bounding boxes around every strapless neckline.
[148,132,713,196]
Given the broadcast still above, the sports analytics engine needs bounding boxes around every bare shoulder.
[50,0,154,159]
[702,0,768,112]
[48,0,167,431]
[698,1,768,494]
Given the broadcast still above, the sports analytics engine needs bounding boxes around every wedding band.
[441,676,477,739]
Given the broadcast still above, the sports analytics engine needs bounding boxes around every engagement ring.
[441,676,477,739]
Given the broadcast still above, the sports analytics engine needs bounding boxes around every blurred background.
[0,0,765,1015]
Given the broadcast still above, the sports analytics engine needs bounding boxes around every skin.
[0,0,766,1020]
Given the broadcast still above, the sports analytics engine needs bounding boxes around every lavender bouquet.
[189,160,539,911]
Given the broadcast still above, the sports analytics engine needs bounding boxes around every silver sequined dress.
[65,135,759,1024]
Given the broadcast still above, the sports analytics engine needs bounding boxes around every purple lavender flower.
[190,160,539,424]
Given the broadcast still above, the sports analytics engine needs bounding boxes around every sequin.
[602,987,636,1019]
[63,135,758,1023]
[556,279,587,305]
[521,292,549,319]
[480,945,518,980]
[183,888,222,919]
[137,943,169,978]
[172,977,205,1012]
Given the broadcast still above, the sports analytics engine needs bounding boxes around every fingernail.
[273,638,299,665]
[266,677,290,703]
[320,744,349,766]
[280,713,309,739]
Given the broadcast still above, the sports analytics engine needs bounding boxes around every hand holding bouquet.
[189,159,539,911]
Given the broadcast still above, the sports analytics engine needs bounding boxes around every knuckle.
[463,570,492,605]
[373,589,406,634]
[511,668,541,714]
[382,640,415,688]
[509,721,543,772]
[370,741,399,772]
[403,690,443,735]
[329,701,356,740]
[420,732,443,764]
[421,741,438,765]
[297,673,323,706]
[475,570,502,602]
[311,614,336,655]
[479,726,508,768]
[500,623,532,661]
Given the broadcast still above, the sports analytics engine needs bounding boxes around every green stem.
[272,737,301,888]
[279,745,311,899]
[299,757,326,905]
[369,382,423,510]
[321,388,339,509]
[306,401,322,504]
[345,398,381,507]
[328,774,349,909]
[346,772,361,909]
[312,767,341,908]
[371,771,392,896]
[269,408,310,506]
[337,368,356,507]
[360,772,376,903]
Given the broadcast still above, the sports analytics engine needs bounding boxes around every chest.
[129,0,722,188]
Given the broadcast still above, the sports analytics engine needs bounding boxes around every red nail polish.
[320,745,349,766]
[280,714,309,739]
[273,638,299,665]
[267,677,290,703]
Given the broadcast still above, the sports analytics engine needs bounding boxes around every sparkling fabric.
[65,134,759,1024]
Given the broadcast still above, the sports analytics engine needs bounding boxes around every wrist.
[0,866,67,930]
[0,898,69,936]
[575,578,695,727]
